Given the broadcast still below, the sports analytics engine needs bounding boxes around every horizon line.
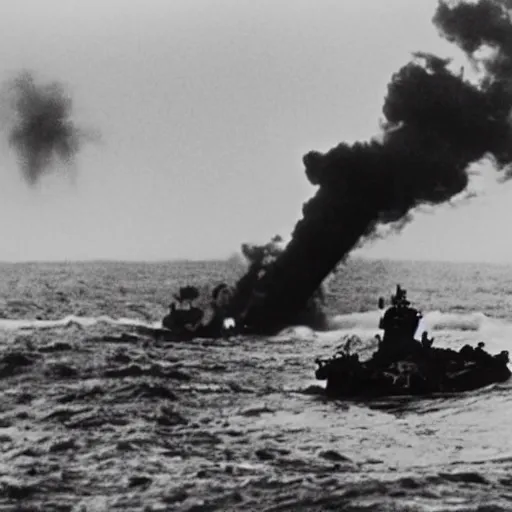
[0,254,511,267]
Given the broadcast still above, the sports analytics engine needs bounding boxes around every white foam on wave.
[422,310,490,332]
[0,308,496,334]
[0,309,511,355]
[270,325,318,342]
[328,309,497,333]
[323,309,512,355]
[327,310,382,331]
[0,315,160,332]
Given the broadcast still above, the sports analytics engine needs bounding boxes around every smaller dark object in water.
[134,325,196,342]
[153,283,240,341]
[135,318,238,342]
[162,305,203,332]
[173,286,200,303]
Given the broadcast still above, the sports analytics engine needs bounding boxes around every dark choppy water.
[1,258,512,512]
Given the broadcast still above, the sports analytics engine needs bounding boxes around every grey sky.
[0,0,508,262]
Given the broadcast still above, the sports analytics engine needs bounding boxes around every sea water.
[0,258,511,511]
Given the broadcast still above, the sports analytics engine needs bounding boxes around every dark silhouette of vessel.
[315,286,511,398]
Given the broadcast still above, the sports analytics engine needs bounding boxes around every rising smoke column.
[233,0,512,334]
[6,71,90,185]
[230,235,328,329]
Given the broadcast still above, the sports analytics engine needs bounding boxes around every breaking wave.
[0,309,504,337]
[320,309,512,358]
[0,315,160,331]
[328,309,497,333]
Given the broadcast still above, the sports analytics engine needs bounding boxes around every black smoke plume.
[230,235,328,330]
[5,71,92,185]
[231,0,512,334]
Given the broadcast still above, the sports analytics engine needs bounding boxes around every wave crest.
[328,309,496,333]
[0,315,159,332]
[0,309,505,338]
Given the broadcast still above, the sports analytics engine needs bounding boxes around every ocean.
[1,258,512,512]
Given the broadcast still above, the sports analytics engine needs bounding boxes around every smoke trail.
[232,0,512,334]
[231,235,328,330]
[5,71,93,185]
